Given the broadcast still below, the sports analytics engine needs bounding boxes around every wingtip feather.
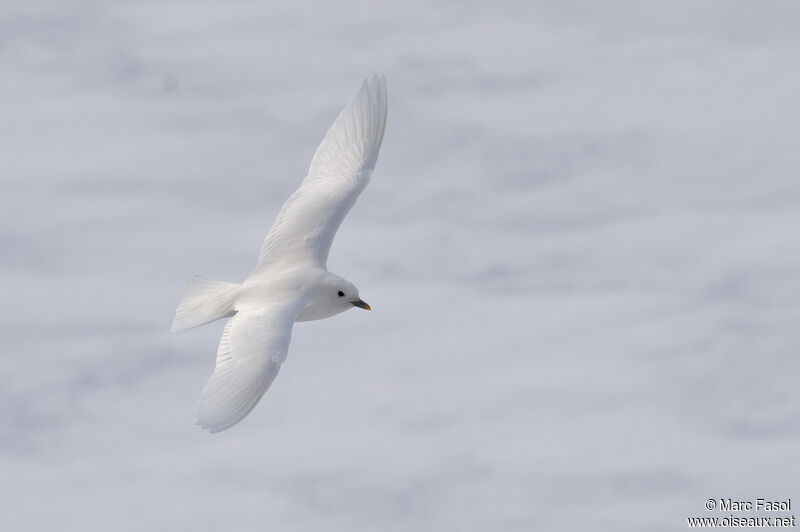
[305,74,388,179]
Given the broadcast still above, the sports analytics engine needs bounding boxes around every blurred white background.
[2,1,799,530]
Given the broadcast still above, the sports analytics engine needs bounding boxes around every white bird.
[171,75,388,433]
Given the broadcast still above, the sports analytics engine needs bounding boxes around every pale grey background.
[2,1,799,531]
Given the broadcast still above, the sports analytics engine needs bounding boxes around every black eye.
[337,290,345,297]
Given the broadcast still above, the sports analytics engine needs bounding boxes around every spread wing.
[258,74,388,268]
[196,301,303,433]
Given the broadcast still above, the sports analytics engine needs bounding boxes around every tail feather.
[171,276,239,332]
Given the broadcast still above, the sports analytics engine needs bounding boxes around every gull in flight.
[171,75,388,433]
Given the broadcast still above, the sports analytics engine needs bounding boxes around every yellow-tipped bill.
[351,299,371,310]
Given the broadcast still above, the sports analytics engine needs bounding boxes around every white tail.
[171,276,240,332]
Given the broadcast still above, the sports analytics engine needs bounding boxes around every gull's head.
[329,276,371,312]
[296,273,371,322]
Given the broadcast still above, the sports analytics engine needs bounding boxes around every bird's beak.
[351,298,371,311]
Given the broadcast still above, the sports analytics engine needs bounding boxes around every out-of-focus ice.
[2,2,799,531]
